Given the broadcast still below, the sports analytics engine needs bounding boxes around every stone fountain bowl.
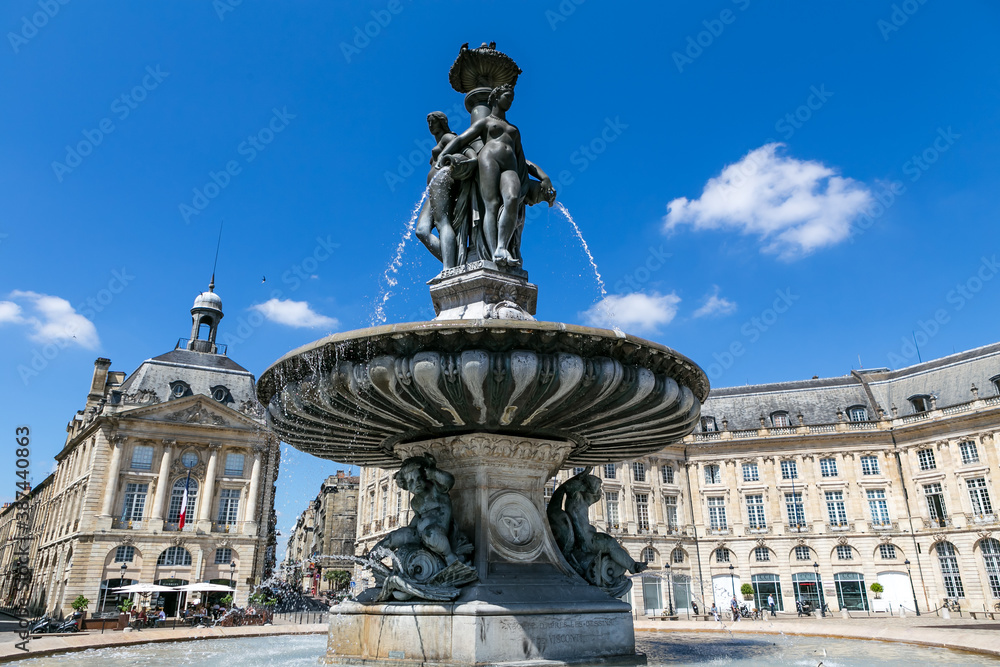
[256,319,709,467]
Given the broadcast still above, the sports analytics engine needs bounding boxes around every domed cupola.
[187,276,224,353]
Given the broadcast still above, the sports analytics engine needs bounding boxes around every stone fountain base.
[325,434,644,666]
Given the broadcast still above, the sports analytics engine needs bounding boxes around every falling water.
[370,190,428,326]
[555,202,607,301]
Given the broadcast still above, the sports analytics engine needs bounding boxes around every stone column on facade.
[150,439,176,526]
[98,436,125,529]
[243,446,264,536]
[198,444,220,529]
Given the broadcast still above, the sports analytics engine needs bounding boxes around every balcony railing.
[786,524,812,533]
[745,525,771,535]
[111,518,145,530]
[211,521,244,533]
[869,521,897,531]
[708,526,732,536]
[827,522,851,532]
[163,522,181,532]
[971,514,998,525]
[925,516,951,529]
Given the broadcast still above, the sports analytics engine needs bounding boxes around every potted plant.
[740,583,755,601]
[117,597,134,631]
[71,595,89,629]
[870,582,883,599]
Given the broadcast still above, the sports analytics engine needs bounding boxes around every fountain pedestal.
[429,261,537,321]
[326,434,641,666]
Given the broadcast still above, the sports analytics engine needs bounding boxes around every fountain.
[257,43,709,666]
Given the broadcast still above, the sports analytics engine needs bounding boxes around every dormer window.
[701,416,717,432]
[170,381,192,399]
[211,385,231,403]
[771,411,790,427]
[991,375,1000,395]
[847,406,868,422]
[909,395,931,413]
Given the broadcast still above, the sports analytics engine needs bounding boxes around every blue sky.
[2,1,999,561]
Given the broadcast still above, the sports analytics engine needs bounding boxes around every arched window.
[640,547,657,565]
[981,538,1000,598]
[714,548,730,564]
[771,411,790,427]
[936,542,964,598]
[157,546,192,566]
[847,405,868,422]
[671,548,685,564]
[701,416,717,432]
[909,395,931,413]
[169,381,191,399]
[167,477,199,523]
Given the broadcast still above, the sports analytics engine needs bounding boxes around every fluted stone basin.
[257,319,708,467]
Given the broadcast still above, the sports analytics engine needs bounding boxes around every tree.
[870,582,884,598]
[740,583,755,598]
[323,569,351,592]
[71,595,90,612]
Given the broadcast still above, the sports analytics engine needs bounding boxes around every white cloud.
[664,143,872,260]
[3,291,99,349]
[250,298,339,329]
[693,286,737,319]
[581,292,681,335]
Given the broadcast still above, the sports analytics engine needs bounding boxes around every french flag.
[178,471,191,530]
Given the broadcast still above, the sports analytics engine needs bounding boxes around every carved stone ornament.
[879,536,893,544]
[120,536,136,546]
[214,538,235,550]
[171,536,187,547]
[797,538,807,546]
[837,537,849,546]
[488,491,544,561]
[933,532,947,544]
[756,538,767,547]
[165,404,228,426]
[397,435,571,469]
[977,531,993,540]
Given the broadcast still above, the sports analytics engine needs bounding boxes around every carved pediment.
[165,404,229,426]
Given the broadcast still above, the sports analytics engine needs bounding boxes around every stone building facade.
[24,283,280,616]
[356,342,1000,616]
[284,471,359,595]
[0,476,55,611]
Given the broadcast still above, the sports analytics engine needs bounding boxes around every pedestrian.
[710,602,719,621]
[730,596,741,622]
[767,593,776,617]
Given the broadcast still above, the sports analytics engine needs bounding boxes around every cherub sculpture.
[547,467,647,597]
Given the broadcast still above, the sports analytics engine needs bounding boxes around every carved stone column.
[150,440,175,523]
[99,436,125,517]
[198,444,220,528]
[243,447,264,535]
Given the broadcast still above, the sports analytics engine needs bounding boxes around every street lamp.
[813,562,825,617]
[904,559,921,616]
[728,563,735,599]
[664,560,674,617]
[230,560,236,606]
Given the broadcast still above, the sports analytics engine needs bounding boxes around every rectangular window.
[716,548,730,563]
[605,492,620,527]
[795,545,811,561]
[825,491,847,526]
[983,542,1000,598]
[603,464,616,479]
[367,491,375,523]
[746,494,766,529]
[754,546,770,562]
[879,544,897,559]
[924,483,948,527]
[780,460,798,480]
[632,462,646,483]
[573,467,586,476]
[661,464,674,484]
[742,463,759,482]
[635,494,649,531]
[663,495,678,532]
[836,545,853,560]
[960,441,980,465]
[121,483,148,521]
[217,488,241,524]
[849,407,868,422]
[224,453,245,477]
[868,489,891,526]
[215,547,233,564]
[938,542,965,598]
[130,445,153,471]
[701,416,718,432]
[381,487,388,520]
[705,465,721,485]
[917,449,936,471]
[114,545,135,563]
[396,491,402,515]
[968,477,994,516]
[861,456,880,476]
[820,458,838,477]
[772,412,790,427]
[708,496,727,531]
[785,492,805,527]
